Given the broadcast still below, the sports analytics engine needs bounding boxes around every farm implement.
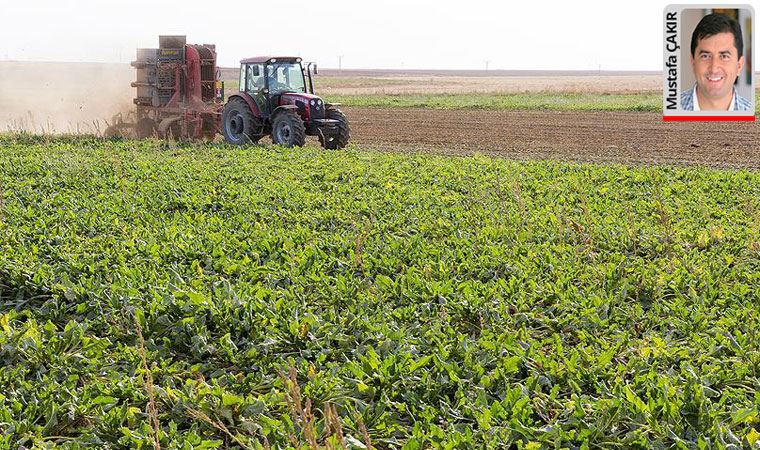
[105,35,350,148]
[105,35,221,140]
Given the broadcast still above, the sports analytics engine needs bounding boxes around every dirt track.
[344,107,760,169]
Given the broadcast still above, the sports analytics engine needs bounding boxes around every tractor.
[105,35,223,140]
[222,57,350,148]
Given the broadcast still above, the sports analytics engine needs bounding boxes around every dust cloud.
[0,61,134,134]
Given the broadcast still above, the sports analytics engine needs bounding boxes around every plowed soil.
[344,107,760,169]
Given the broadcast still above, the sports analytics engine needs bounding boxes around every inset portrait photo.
[663,5,755,121]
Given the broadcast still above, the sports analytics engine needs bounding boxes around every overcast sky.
[1,0,747,70]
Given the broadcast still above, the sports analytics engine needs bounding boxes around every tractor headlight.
[310,100,316,106]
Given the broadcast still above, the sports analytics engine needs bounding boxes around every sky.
[1,0,750,70]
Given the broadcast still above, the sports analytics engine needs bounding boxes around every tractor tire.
[271,110,306,147]
[222,97,264,145]
[319,106,350,149]
[136,117,158,138]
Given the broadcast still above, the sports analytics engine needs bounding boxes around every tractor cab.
[222,56,349,149]
[239,57,312,117]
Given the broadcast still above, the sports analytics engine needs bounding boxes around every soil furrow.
[344,107,760,169]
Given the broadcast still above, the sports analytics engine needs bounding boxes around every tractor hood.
[279,92,323,104]
[279,92,326,121]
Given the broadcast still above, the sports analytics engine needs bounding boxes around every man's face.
[691,31,744,102]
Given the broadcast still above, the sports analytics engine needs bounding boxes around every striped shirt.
[680,85,752,111]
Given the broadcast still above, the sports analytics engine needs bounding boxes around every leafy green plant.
[1,134,760,448]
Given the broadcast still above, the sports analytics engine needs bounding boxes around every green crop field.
[224,80,661,112]
[324,92,760,113]
[324,93,663,112]
[222,78,760,113]
[2,135,760,449]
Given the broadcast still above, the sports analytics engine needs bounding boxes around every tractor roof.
[240,56,302,64]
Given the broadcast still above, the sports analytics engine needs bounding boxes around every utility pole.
[485,60,490,71]
[338,55,344,71]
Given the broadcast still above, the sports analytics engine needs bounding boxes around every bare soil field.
[315,75,661,95]
[344,107,760,169]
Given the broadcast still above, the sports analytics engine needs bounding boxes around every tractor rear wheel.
[272,110,306,147]
[222,98,263,145]
[319,106,350,149]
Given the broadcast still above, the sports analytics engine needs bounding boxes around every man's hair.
[690,13,744,57]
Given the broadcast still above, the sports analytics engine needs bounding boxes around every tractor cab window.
[244,64,265,93]
[266,63,306,94]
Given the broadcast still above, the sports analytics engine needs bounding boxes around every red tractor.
[222,57,350,148]
[105,35,223,140]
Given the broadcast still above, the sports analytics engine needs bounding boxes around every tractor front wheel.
[271,110,306,147]
[319,106,350,149]
[222,98,263,145]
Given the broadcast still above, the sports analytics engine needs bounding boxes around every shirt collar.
[691,84,737,111]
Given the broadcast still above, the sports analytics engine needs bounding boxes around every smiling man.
[680,13,751,111]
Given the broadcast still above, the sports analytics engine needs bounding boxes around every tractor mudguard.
[227,93,263,118]
[272,105,298,117]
